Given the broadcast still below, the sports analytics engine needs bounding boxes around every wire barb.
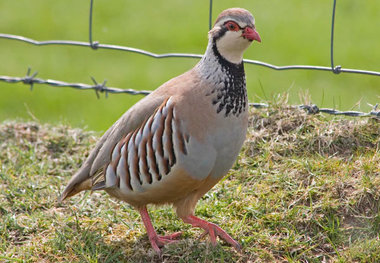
[91,76,108,98]
[369,104,380,117]
[23,68,39,91]
[300,104,320,114]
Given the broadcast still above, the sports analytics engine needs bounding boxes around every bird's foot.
[182,215,241,251]
[139,206,183,254]
[148,232,182,254]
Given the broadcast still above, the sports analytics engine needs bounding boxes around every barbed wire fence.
[0,0,379,119]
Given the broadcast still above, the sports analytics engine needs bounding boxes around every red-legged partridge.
[60,8,261,254]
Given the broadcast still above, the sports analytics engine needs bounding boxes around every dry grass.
[1,103,379,262]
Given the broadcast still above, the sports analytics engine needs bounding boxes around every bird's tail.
[58,165,93,203]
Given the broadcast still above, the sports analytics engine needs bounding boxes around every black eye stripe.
[213,21,246,41]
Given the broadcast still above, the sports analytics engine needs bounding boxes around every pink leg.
[138,206,182,253]
[182,215,241,250]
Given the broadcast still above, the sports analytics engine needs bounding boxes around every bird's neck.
[197,39,245,73]
[195,40,247,117]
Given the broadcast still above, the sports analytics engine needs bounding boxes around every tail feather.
[58,166,92,203]
[58,120,114,203]
[92,181,107,191]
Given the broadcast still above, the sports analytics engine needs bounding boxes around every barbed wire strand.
[0,68,378,119]
[0,68,151,96]
[0,0,379,119]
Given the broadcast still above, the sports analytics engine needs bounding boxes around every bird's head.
[209,8,261,64]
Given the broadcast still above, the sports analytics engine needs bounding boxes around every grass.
[1,0,380,130]
[1,100,379,262]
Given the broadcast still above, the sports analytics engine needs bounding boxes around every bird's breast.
[207,110,248,179]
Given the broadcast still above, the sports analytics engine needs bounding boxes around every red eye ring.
[224,21,240,32]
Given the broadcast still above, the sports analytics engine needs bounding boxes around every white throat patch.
[215,31,251,64]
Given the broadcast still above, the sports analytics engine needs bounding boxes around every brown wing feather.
[93,98,179,191]
[59,94,168,202]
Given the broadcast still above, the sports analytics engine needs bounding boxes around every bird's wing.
[91,95,218,209]
[92,96,190,190]
[59,91,169,202]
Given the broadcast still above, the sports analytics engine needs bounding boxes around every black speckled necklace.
[206,41,247,117]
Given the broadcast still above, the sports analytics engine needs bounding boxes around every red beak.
[242,27,261,43]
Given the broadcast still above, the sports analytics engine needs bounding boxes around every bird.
[59,7,261,254]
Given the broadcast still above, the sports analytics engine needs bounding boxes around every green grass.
[1,0,380,130]
[1,102,379,262]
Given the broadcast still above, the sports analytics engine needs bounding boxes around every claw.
[182,215,241,250]
[197,230,209,241]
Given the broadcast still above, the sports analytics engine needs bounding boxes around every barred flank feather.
[91,97,188,194]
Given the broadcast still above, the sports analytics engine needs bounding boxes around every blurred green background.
[0,0,379,131]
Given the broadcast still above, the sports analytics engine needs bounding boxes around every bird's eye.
[225,21,239,31]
